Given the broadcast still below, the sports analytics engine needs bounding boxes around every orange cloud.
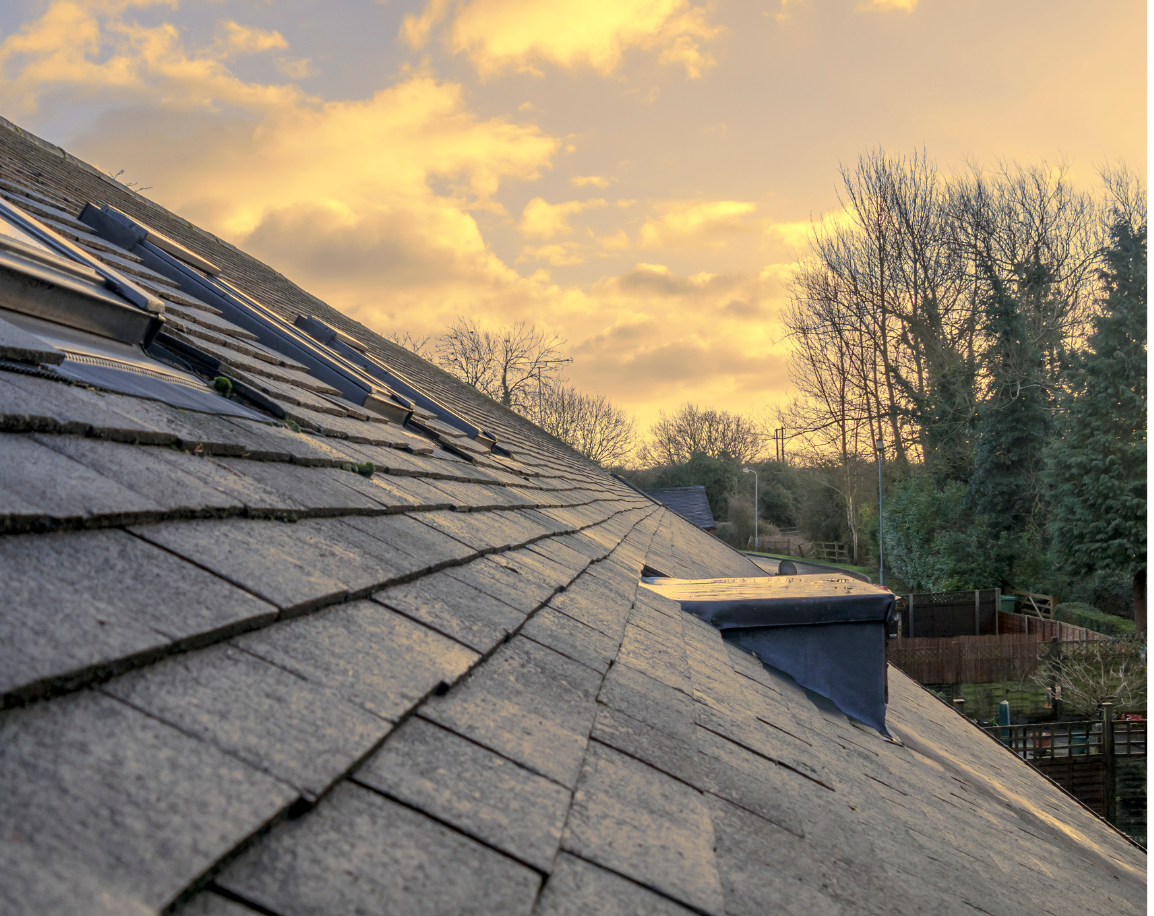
[518,197,607,239]
[404,0,722,79]
[638,199,759,249]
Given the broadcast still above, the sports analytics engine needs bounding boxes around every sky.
[0,0,1145,436]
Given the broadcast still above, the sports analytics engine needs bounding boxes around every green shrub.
[1053,602,1136,638]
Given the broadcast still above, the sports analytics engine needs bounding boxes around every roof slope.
[643,485,717,529]
[0,120,1143,916]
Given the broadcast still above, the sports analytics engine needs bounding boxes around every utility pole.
[743,466,758,551]
[875,437,885,587]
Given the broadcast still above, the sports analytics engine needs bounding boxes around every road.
[743,553,872,583]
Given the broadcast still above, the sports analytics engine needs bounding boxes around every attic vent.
[642,575,898,735]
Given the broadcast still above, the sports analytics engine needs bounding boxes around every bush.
[1053,602,1136,638]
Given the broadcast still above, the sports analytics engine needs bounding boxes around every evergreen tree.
[967,265,1051,537]
[1047,221,1147,630]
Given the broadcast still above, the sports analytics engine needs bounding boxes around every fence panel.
[887,633,1042,684]
[897,590,999,638]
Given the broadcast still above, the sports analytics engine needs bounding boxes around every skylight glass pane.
[0,215,55,256]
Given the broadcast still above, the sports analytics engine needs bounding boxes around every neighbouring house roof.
[0,117,1144,916]
[643,485,717,530]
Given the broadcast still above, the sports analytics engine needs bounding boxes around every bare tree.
[1032,641,1146,716]
[640,403,763,465]
[786,149,1114,471]
[435,318,567,410]
[527,384,637,466]
[386,331,434,361]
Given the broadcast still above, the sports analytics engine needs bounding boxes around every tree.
[435,318,567,410]
[527,384,637,466]
[628,451,742,522]
[640,403,763,466]
[1047,219,1147,635]
[967,266,1051,538]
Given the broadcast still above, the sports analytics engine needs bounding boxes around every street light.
[874,437,885,587]
[742,466,758,552]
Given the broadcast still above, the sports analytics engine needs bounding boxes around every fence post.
[1102,699,1116,825]
[995,588,1001,635]
[974,589,980,636]
[909,594,915,638]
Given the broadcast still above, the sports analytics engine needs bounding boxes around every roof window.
[0,199,265,419]
[0,198,163,347]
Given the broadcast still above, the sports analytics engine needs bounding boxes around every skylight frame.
[0,198,165,346]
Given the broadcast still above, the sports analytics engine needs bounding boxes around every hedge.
[1053,602,1136,638]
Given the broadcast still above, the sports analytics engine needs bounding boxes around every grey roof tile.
[548,574,633,642]
[0,372,174,443]
[421,636,602,788]
[531,854,698,916]
[216,782,540,916]
[0,690,295,915]
[590,705,701,787]
[446,554,560,614]
[30,435,290,515]
[233,598,477,721]
[102,642,388,800]
[0,529,276,706]
[129,516,407,614]
[169,891,260,916]
[561,741,724,914]
[520,606,619,674]
[340,511,476,571]
[355,716,571,872]
[374,569,525,653]
[0,433,163,529]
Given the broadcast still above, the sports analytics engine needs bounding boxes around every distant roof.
[642,485,716,529]
[0,117,1143,916]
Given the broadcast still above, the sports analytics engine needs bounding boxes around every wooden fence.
[982,718,1145,821]
[888,635,1134,686]
[894,586,1113,641]
[887,634,1043,684]
[896,589,1000,638]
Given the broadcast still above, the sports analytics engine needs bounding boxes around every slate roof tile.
[0,690,296,916]
[232,599,477,722]
[355,716,572,872]
[0,528,277,707]
[102,642,388,800]
[531,854,698,916]
[374,568,526,653]
[561,741,725,914]
[420,635,602,788]
[216,782,541,916]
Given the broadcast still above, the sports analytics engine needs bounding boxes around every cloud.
[517,244,585,266]
[518,197,607,239]
[571,175,614,188]
[404,0,721,79]
[856,0,919,11]
[638,199,759,249]
[0,0,308,116]
[219,21,288,55]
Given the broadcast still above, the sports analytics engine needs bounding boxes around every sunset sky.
[0,0,1145,434]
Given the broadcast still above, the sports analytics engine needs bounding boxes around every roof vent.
[641,575,898,734]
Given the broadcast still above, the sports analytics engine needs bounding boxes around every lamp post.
[874,437,885,587]
[742,466,758,552]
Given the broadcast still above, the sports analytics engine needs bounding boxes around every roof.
[643,485,717,529]
[0,118,1144,916]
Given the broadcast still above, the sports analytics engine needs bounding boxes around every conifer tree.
[1047,221,1147,635]
[967,265,1051,539]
